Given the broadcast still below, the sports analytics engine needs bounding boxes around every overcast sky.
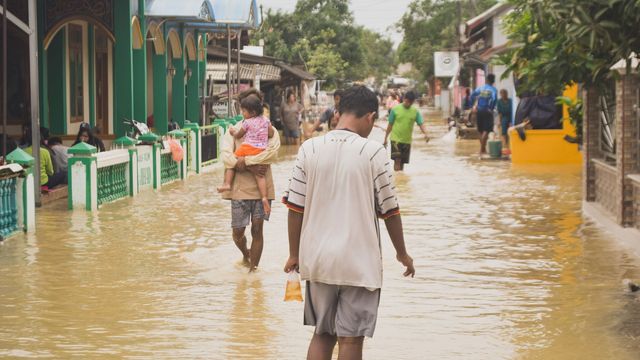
[259,0,413,46]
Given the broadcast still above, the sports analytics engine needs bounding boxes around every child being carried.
[217,94,275,215]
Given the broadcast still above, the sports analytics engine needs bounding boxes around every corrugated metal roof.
[207,62,280,81]
[145,0,215,22]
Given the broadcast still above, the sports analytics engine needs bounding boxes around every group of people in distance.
[218,85,427,359]
[464,73,514,156]
[13,122,105,191]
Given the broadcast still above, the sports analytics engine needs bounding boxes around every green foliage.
[253,0,396,87]
[557,96,583,142]
[500,0,640,94]
[397,0,497,82]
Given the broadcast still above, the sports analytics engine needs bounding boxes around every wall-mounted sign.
[434,52,459,77]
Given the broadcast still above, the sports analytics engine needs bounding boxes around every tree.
[500,0,640,95]
[498,0,640,143]
[253,0,396,87]
[397,0,497,82]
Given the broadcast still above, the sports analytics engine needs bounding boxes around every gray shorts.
[231,200,270,229]
[304,281,381,338]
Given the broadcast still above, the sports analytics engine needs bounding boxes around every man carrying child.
[220,89,280,272]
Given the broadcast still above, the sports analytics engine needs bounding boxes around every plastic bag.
[284,271,303,302]
[168,139,184,162]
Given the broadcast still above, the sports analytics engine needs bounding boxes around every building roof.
[145,0,215,22]
[276,61,316,80]
[465,2,512,37]
[207,62,281,81]
[207,46,316,81]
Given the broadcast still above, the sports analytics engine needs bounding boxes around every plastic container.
[488,140,503,158]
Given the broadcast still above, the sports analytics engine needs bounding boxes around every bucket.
[488,140,503,158]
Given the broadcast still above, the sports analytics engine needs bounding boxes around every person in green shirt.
[383,91,429,171]
[23,128,67,189]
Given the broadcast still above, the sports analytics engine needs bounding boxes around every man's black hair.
[338,85,379,118]
[404,90,417,102]
[49,137,63,145]
[333,89,343,98]
[487,73,496,84]
[240,94,264,117]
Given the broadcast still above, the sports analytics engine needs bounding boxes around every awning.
[186,0,261,31]
[211,0,260,27]
[145,0,215,22]
[207,61,280,81]
[276,62,316,81]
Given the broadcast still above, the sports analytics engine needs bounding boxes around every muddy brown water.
[1,121,639,359]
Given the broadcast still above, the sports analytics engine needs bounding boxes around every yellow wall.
[510,85,582,164]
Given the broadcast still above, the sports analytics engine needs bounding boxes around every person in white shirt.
[283,86,415,360]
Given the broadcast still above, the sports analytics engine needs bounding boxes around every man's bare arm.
[383,122,393,145]
[384,214,415,277]
[284,210,304,272]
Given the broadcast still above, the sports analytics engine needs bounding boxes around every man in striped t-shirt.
[283,86,415,360]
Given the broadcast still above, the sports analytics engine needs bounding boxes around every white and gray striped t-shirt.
[283,130,400,289]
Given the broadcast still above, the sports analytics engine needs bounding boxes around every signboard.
[137,146,153,191]
[211,102,229,117]
[434,51,459,77]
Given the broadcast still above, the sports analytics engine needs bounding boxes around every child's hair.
[338,85,378,118]
[240,95,264,117]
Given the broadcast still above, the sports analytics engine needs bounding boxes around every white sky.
[258,0,413,46]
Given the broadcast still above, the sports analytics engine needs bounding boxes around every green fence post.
[114,136,140,197]
[67,142,98,211]
[183,122,201,174]
[6,149,35,232]
[139,133,161,189]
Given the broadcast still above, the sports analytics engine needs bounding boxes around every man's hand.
[229,127,237,136]
[424,135,431,143]
[247,164,268,177]
[235,157,246,171]
[396,253,415,277]
[284,256,299,273]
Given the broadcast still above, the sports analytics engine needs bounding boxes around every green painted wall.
[133,48,147,123]
[171,49,186,127]
[186,59,199,123]
[88,25,95,128]
[113,1,134,137]
[47,29,67,135]
[133,0,147,124]
[152,51,168,135]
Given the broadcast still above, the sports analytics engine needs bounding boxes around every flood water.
[1,117,640,359]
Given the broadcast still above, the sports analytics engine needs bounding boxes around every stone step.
[41,185,68,206]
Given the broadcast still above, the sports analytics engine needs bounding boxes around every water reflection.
[0,120,639,359]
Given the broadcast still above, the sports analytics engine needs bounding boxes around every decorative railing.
[160,150,180,185]
[96,150,130,206]
[0,175,18,238]
[200,124,220,167]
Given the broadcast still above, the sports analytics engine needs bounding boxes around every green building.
[1,0,259,144]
